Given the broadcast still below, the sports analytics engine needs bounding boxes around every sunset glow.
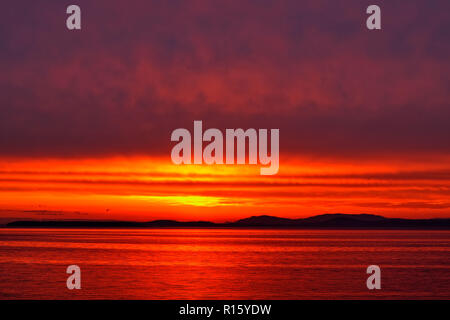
[1,155,450,222]
[1,1,449,224]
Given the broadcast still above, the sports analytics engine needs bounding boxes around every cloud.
[0,0,449,158]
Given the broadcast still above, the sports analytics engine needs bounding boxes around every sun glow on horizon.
[1,155,450,222]
[126,195,242,207]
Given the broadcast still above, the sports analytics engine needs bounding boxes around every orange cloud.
[1,156,450,222]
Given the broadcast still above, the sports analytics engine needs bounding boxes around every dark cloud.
[1,0,449,158]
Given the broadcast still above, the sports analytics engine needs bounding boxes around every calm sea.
[0,228,449,299]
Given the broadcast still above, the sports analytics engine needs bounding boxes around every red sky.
[1,1,449,222]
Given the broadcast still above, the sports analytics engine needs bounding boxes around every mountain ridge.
[4,213,450,229]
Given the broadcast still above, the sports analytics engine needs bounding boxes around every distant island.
[5,213,450,229]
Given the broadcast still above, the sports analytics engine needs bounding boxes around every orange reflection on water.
[1,228,450,299]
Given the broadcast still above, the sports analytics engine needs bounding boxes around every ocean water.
[0,228,449,299]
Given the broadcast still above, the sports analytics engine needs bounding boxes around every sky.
[0,0,449,222]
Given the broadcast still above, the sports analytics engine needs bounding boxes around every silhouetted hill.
[232,213,450,228]
[235,215,294,226]
[5,213,450,229]
[302,213,386,223]
[5,220,216,228]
